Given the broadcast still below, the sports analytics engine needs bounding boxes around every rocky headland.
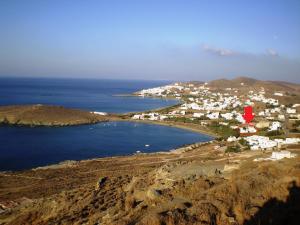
[0,104,109,126]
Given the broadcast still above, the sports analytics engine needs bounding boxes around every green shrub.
[265,103,276,109]
[292,120,300,128]
[225,146,241,153]
[166,117,192,123]
[266,130,283,136]
[215,137,224,141]
[238,138,247,146]
[290,128,300,133]
[209,122,239,139]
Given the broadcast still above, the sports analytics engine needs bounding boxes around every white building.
[227,136,237,142]
[287,108,296,114]
[206,112,219,120]
[221,113,234,120]
[271,151,296,160]
[274,92,284,96]
[254,151,297,161]
[93,111,108,116]
[235,113,246,123]
[193,112,204,118]
[268,121,281,131]
[275,138,300,145]
[132,114,143,120]
[240,126,257,134]
[245,135,277,150]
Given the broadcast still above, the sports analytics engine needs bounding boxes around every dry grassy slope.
[0,104,107,126]
[1,150,300,225]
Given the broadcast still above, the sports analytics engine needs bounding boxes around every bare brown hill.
[0,104,108,126]
[208,76,300,93]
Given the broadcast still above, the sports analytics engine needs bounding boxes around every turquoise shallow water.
[0,78,212,171]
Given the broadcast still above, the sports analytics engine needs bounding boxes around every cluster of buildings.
[248,88,279,105]
[180,95,242,111]
[132,113,168,121]
[227,135,300,151]
[132,81,300,151]
[137,82,210,98]
[137,84,183,97]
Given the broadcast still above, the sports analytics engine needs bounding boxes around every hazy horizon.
[1,0,300,82]
[1,75,300,85]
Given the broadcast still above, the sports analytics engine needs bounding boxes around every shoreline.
[25,139,215,172]
[0,118,216,172]
[113,93,179,100]
[0,102,219,172]
[0,102,217,137]
[110,117,218,138]
[0,139,215,173]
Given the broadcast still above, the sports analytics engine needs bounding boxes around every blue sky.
[0,0,299,82]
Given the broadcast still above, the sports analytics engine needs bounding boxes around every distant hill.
[208,76,300,93]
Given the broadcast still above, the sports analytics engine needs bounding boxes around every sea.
[0,77,213,171]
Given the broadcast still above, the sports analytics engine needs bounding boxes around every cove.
[0,122,213,171]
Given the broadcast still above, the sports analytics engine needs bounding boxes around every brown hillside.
[0,104,108,126]
[208,76,300,93]
[0,143,299,225]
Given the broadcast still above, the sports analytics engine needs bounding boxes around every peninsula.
[0,104,109,126]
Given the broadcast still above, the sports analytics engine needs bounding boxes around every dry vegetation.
[1,142,299,225]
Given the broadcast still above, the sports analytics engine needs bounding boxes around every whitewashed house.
[193,112,204,118]
[240,126,257,134]
[227,136,237,142]
[268,121,281,131]
[274,92,284,96]
[287,108,296,114]
[271,151,296,160]
[206,112,219,120]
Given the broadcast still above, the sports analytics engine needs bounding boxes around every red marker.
[242,106,254,123]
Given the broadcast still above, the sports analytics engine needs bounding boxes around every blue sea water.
[0,122,212,171]
[0,78,212,171]
[0,77,178,113]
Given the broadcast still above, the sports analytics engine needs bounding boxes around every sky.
[0,0,300,82]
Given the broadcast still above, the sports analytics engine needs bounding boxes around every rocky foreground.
[0,105,109,126]
[0,141,299,225]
